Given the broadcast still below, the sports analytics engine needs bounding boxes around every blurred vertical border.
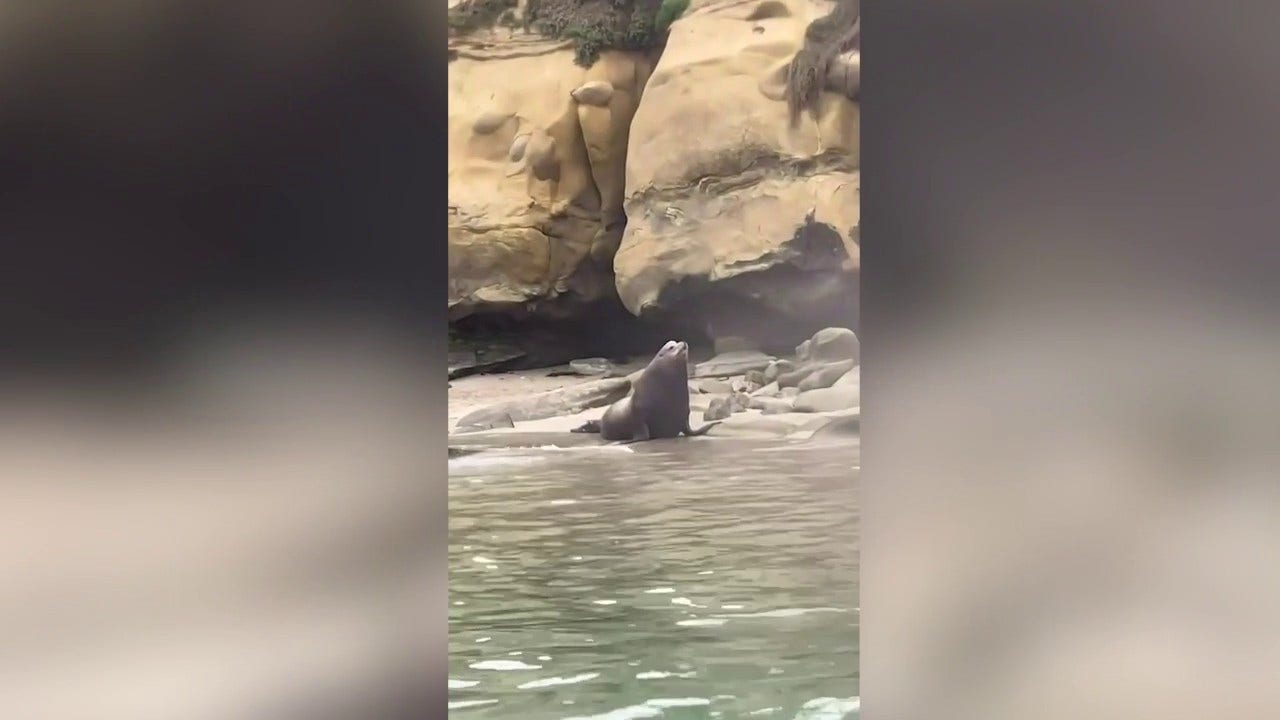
[0,0,448,718]
[865,2,1280,719]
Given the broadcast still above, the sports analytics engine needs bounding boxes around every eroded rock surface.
[450,0,860,348]
[449,30,655,319]
[614,0,860,344]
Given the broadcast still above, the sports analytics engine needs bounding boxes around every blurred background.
[0,1,446,718]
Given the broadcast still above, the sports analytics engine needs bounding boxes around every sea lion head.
[646,339,690,379]
[654,339,688,361]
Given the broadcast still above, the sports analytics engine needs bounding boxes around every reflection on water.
[449,435,859,719]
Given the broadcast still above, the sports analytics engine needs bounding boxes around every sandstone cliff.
[448,0,859,346]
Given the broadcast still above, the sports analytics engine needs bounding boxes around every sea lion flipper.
[632,422,650,442]
[683,421,720,437]
[571,419,602,434]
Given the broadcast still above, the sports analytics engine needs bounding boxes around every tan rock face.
[615,0,860,321]
[448,34,653,318]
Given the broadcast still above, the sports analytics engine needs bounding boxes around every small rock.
[793,385,860,413]
[749,396,794,414]
[801,327,860,363]
[571,80,614,106]
[797,359,856,392]
[729,392,752,412]
[693,351,775,378]
[776,366,811,388]
[569,357,616,376]
[472,110,514,135]
[714,336,759,354]
[751,381,781,397]
[744,369,767,387]
[704,396,734,421]
[763,359,795,384]
[507,133,530,162]
[795,339,813,362]
[730,376,760,394]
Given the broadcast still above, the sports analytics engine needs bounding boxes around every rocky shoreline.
[448,327,859,443]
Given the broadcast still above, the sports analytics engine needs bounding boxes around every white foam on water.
[562,705,663,720]
[713,607,846,619]
[647,698,712,708]
[469,660,543,671]
[793,697,860,720]
[448,699,499,710]
[475,636,491,643]
[749,708,782,716]
[448,679,479,689]
[635,670,696,680]
[592,599,618,605]
[516,672,600,690]
[471,556,496,564]
[549,499,578,505]
[564,696,714,720]
[644,587,675,594]
[532,444,635,453]
[670,597,704,608]
[538,655,552,661]
[675,618,726,627]
[720,604,744,610]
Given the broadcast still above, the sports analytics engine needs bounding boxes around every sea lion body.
[593,340,719,442]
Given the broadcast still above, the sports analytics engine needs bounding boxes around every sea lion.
[571,340,720,442]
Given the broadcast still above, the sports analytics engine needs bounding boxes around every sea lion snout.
[657,339,689,358]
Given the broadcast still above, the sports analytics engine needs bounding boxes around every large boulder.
[614,0,860,344]
[448,29,655,319]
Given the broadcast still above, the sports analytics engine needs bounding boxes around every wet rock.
[751,381,781,397]
[744,369,767,387]
[796,327,859,363]
[569,357,617,376]
[704,396,734,421]
[797,359,856,392]
[749,396,795,414]
[778,359,851,389]
[454,409,515,432]
[729,391,752,412]
[763,359,795,384]
[731,376,761,394]
[693,351,776,378]
[835,365,859,387]
[793,385,860,413]
[455,377,630,428]
[811,414,860,438]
